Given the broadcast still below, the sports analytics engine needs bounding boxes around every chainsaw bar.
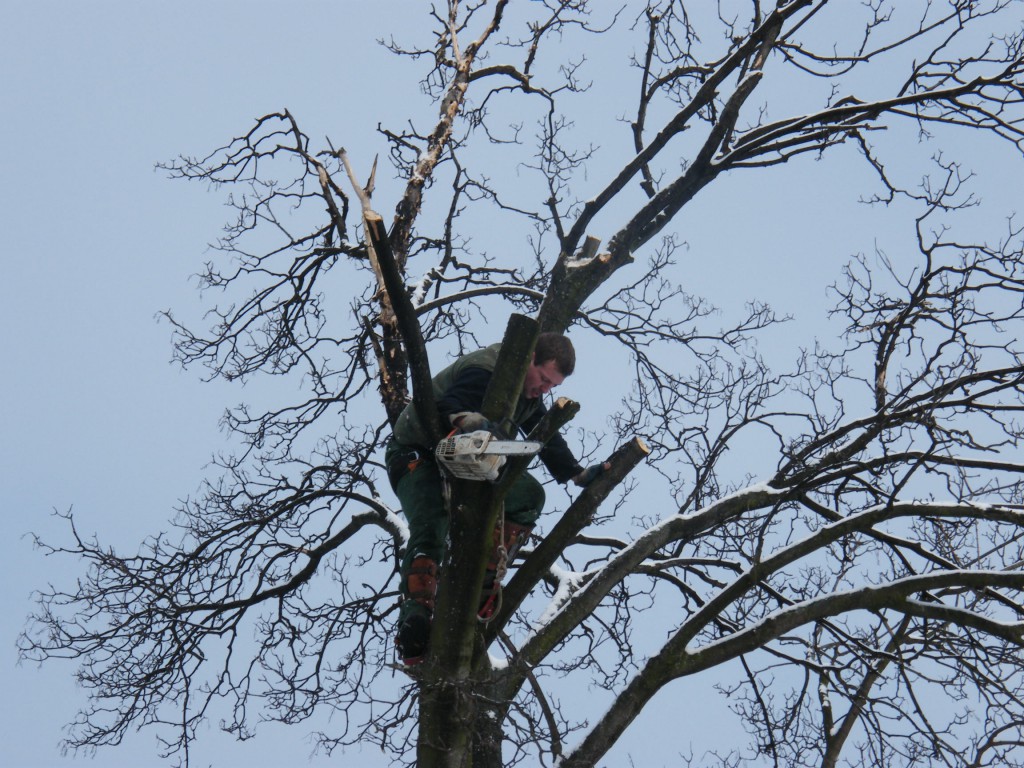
[478,438,544,455]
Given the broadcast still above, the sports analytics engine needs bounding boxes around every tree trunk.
[416,314,541,768]
[471,687,504,768]
[416,478,499,768]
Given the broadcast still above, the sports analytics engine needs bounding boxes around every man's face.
[524,357,565,399]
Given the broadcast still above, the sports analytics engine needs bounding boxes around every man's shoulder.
[454,343,502,371]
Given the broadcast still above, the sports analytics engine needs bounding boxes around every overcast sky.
[3,3,1022,767]
[1,3,419,766]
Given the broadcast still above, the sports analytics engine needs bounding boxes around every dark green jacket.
[392,344,583,483]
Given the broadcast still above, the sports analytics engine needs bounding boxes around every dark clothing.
[386,440,546,586]
[435,366,583,483]
[387,343,584,603]
[391,343,583,483]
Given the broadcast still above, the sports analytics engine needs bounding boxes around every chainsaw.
[435,430,543,482]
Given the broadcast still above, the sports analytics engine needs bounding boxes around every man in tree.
[385,332,604,664]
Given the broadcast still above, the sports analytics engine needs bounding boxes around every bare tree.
[21,2,1024,767]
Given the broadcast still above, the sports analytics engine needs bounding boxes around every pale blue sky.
[3,2,1022,767]
[1,3,416,765]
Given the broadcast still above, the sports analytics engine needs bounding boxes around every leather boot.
[397,556,437,664]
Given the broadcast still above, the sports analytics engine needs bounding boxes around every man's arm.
[539,434,586,484]
[519,402,584,483]
[440,372,605,486]
[437,367,492,428]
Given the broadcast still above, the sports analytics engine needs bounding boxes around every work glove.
[573,463,606,488]
[451,411,501,435]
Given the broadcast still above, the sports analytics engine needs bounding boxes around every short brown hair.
[535,332,575,376]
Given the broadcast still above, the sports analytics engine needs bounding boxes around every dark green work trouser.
[385,440,545,601]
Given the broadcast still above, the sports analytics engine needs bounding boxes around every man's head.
[524,332,575,399]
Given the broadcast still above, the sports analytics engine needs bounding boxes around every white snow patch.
[536,564,587,627]
[409,269,437,308]
[487,653,509,670]
[564,253,599,269]
[386,509,410,545]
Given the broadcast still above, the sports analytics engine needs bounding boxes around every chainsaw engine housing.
[435,432,507,481]
[434,430,543,482]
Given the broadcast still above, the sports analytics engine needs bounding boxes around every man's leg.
[478,472,546,620]
[388,447,448,664]
[503,470,545,529]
